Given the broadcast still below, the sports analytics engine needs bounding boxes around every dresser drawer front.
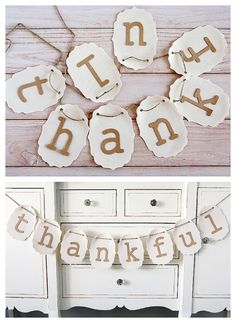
[125,190,181,217]
[60,190,117,217]
[62,265,178,298]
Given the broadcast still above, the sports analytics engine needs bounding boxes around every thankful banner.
[5,8,230,169]
[6,194,230,269]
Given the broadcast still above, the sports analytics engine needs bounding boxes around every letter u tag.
[172,219,201,255]
[38,104,89,167]
[168,25,227,77]
[6,65,66,113]
[66,43,122,103]
[136,96,188,157]
[89,104,135,169]
[112,7,157,70]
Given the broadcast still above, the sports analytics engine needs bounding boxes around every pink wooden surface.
[5,5,230,176]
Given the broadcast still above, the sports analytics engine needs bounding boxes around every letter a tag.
[90,235,116,269]
[6,65,66,113]
[89,104,135,169]
[172,220,201,255]
[66,43,122,102]
[7,206,37,241]
[136,96,188,157]
[169,76,229,127]
[33,219,61,255]
[198,206,229,241]
[168,25,227,76]
[112,7,157,70]
[38,104,89,167]
[60,229,88,264]
[118,235,144,269]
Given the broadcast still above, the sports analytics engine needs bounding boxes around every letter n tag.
[89,104,135,169]
[113,7,157,70]
[6,65,66,113]
[90,235,116,269]
[38,104,89,167]
[136,96,188,157]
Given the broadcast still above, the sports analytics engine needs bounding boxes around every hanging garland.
[6,193,230,269]
[5,7,230,170]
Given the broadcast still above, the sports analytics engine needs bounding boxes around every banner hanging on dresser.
[6,193,230,269]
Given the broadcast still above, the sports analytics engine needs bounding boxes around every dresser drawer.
[62,265,178,299]
[125,190,181,218]
[60,190,117,217]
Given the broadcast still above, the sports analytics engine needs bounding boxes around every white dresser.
[5,182,230,317]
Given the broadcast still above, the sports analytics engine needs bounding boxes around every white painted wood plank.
[6,6,230,29]
[6,166,230,177]
[5,28,230,74]
[5,73,231,120]
[6,120,230,168]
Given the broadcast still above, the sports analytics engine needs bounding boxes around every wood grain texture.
[5,28,230,75]
[6,166,230,177]
[6,120,230,167]
[5,5,230,176]
[6,6,230,29]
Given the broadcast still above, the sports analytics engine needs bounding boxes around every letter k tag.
[180,88,219,116]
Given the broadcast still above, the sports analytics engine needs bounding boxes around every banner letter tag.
[169,76,230,127]
[146,229,174,265]
[6,65,66,113]
[168,25,227,76]
[89,104,135,169]
[198,206,229,241]
[112,7,157,70]
[137,96,188,157]
[33,219,61,255]
[172,219,201,255]
[118,235,144,269]
[38,104,89,167]
[7,206,37,241]
[60,229,88,264]
[66,43,122,103]
[90,235,116,269]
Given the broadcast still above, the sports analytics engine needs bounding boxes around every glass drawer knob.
[150,199,157,206]
[117,279,124,286]
[84,199,91,206]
